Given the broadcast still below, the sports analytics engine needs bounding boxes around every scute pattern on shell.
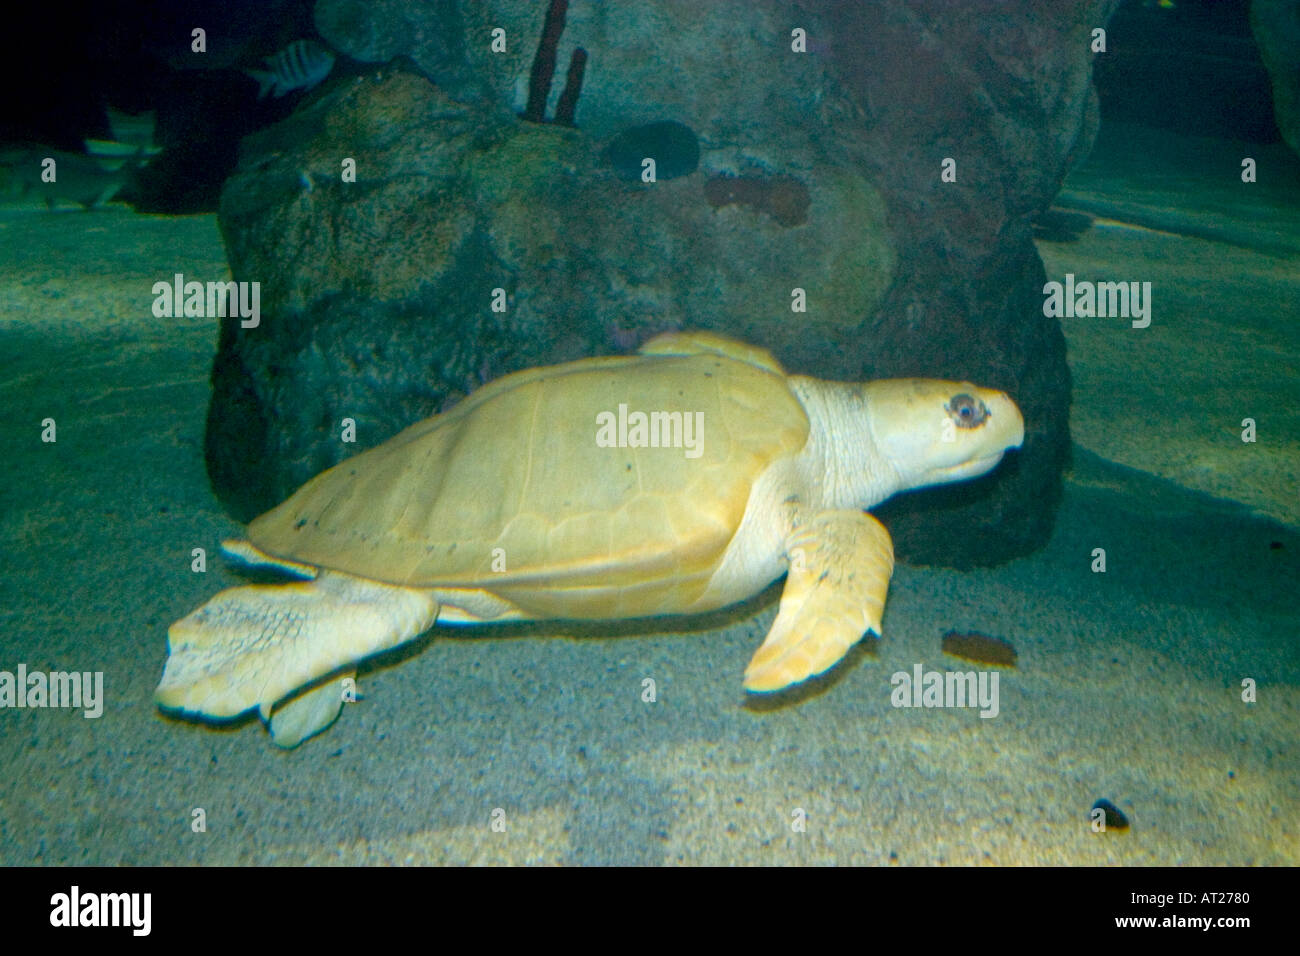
[248,346,810,618]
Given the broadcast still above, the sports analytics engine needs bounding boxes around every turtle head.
[863,379,1025,491]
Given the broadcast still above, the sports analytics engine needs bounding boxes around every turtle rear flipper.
[267,670,357,748]
[156,571,437,729]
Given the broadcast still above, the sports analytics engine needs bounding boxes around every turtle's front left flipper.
[743,510,894,692]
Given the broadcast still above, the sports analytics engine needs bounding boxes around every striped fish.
[245,39,335,99]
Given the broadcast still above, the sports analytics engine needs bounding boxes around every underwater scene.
[0,0,1296,868]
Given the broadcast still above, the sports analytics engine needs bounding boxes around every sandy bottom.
[0,142,1296,864]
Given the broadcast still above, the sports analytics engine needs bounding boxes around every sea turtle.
[156,332,1024,746]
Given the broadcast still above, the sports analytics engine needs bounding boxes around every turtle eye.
[946,393,989,429]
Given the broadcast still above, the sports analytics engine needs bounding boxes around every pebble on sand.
[941,630,1018,666]
[1091,798,1130,832]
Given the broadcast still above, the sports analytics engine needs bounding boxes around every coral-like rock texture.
[704,174,811,228]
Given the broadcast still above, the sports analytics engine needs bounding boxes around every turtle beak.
[933,451,1006,482]
[994,390,1025,449]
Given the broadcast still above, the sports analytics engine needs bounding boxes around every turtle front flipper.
[743,510,894,692]
[155,571,438,739]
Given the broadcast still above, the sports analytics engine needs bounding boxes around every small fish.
[0,148,134,210]
[0,106,162,210]
[83,108,162,162]
[245,39,335,99]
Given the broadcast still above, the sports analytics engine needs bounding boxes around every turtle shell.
[247,340,809,618]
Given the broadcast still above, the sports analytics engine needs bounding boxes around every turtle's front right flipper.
[742,510,894,692]
[156,571,438,736]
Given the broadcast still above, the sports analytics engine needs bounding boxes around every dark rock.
[210,69,893,520]
[604,121,700,181]
[810,0,1115,565]
[1251,0,1300,160]
[1091,798,1130,831]
[212,0,1116,568]
[314,0,472,95]
[316,0,828,141]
